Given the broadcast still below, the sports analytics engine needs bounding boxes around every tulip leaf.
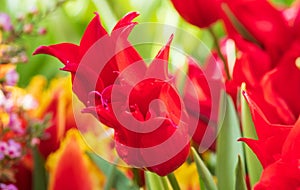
[32,146,48,190]
[235,155,247,190]
[191,147,217,190]
[167,173,181,190]
[145,171,168,190]
[86,152,139,190]
[240,85,263,186]
[216,94,244,190]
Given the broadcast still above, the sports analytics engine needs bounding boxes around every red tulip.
[47,130,105,190]
[239,91,292,167]
[34,12,190,176]
[239,40,300,166]
[170,0,221,28]
[252,41,300,125]
[239,39,300,189]
[254,118,300,190]
[33,12,143,105]
[222,0,293,62]
[182,58,223,150]
[225,36,273,100]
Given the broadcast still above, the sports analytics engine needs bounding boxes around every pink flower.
[5,69,19,86]
[0,13,13,31]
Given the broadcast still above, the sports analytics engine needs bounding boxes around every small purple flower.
[0,13,13,32]
[0,152,4,160]
[5,69,19,86]
[0,141,8,154]
[8,113,24,134]
[0,183,18,190]
[6,140,22,159]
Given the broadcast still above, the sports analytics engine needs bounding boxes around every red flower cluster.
[171,0,300,188]
[34,12,193,176]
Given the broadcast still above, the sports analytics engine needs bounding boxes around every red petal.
[231,36,273,89]
[222,0,292,61]
[242,91,292,139]
[49,135,93,190]
[254,160,300,190]
[113,12,139,31]
[146,35,174,80]
[33,43,79,68]
[282,117,300,161]
[259,41,300,125]
[146,144,190,176]
[171,0,220,28]
[79,12,108,56]
[239,138,270,168]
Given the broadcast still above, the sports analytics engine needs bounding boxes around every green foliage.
[240,85,263,187]
[86,152,139,190]
[216,94,244,190]
[145,171,169,190]
[192,147,217,190]
[235,156,247,190]
[32,146,48,190]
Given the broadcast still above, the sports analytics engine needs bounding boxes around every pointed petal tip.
[113,12,140,31]
[32,46,48,55]
[154,34,174,59]
[59,66,68,72]
[167,34,174,45]
[125,11,140,20]
[237,137,246,142]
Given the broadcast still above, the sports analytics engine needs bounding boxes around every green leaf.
[235,155,247,190]
[86,152,139,190]
[145,171,169,190]
[32,147,47,190]
[191,147,217,190]
[216,94,244,190]
[167,173,181,190]
[240,84,263,186]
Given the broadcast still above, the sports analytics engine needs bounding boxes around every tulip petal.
[79,12,108,55]
[113,12,139,31]
[171,0,220,28]
[47,129,104,190]
[146,35,173,80]
[33,43,79,69]
[222,0,293,61]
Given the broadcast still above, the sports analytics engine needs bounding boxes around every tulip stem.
[167,173,181,190]
[207,27,231,80]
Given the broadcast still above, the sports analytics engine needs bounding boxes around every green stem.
[162,176,170,190]
[103,159,118,190]
[167,173,181,190]
[207,27,231,80]
[132,168,142,187]
[146,171,167,190]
